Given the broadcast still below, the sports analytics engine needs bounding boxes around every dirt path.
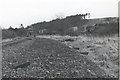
[2,38,108,78]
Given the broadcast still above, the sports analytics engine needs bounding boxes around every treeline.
[2,14,88,39]
[87,22,119,36]
[30,14,88,35]
[2,14,119,39]
[2,26,27,39]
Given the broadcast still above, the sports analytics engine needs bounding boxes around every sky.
[0,0,119,28]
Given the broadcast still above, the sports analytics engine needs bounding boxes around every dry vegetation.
[44,35,118,78]
[2,35,118,78]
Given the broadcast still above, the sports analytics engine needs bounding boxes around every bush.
[2,30,17,39]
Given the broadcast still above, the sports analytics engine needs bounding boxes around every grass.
[53,35,119,78]
[37,34,118,77]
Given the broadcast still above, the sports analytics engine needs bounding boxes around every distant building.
[39,29,47,34]
[72,27,78,32]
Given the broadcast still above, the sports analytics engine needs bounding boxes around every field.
[2,35,119,78]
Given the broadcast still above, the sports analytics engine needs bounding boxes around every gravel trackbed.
[2,38,107,78]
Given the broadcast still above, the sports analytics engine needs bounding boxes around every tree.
[20,24,24,29]
[8,26,14,30]
[81,13,90,19]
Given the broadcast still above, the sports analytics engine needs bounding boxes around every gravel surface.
[2,38,108,78]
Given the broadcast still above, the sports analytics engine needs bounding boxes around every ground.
[45,35,118,77]
[2,35,118,78]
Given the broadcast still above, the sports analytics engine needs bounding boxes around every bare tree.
[81,13,90,19]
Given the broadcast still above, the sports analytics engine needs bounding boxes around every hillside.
[29,14,88,35]
[28,16,119,36]
[2,14,119,39]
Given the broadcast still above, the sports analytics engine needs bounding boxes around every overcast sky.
[0,0,119,28]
